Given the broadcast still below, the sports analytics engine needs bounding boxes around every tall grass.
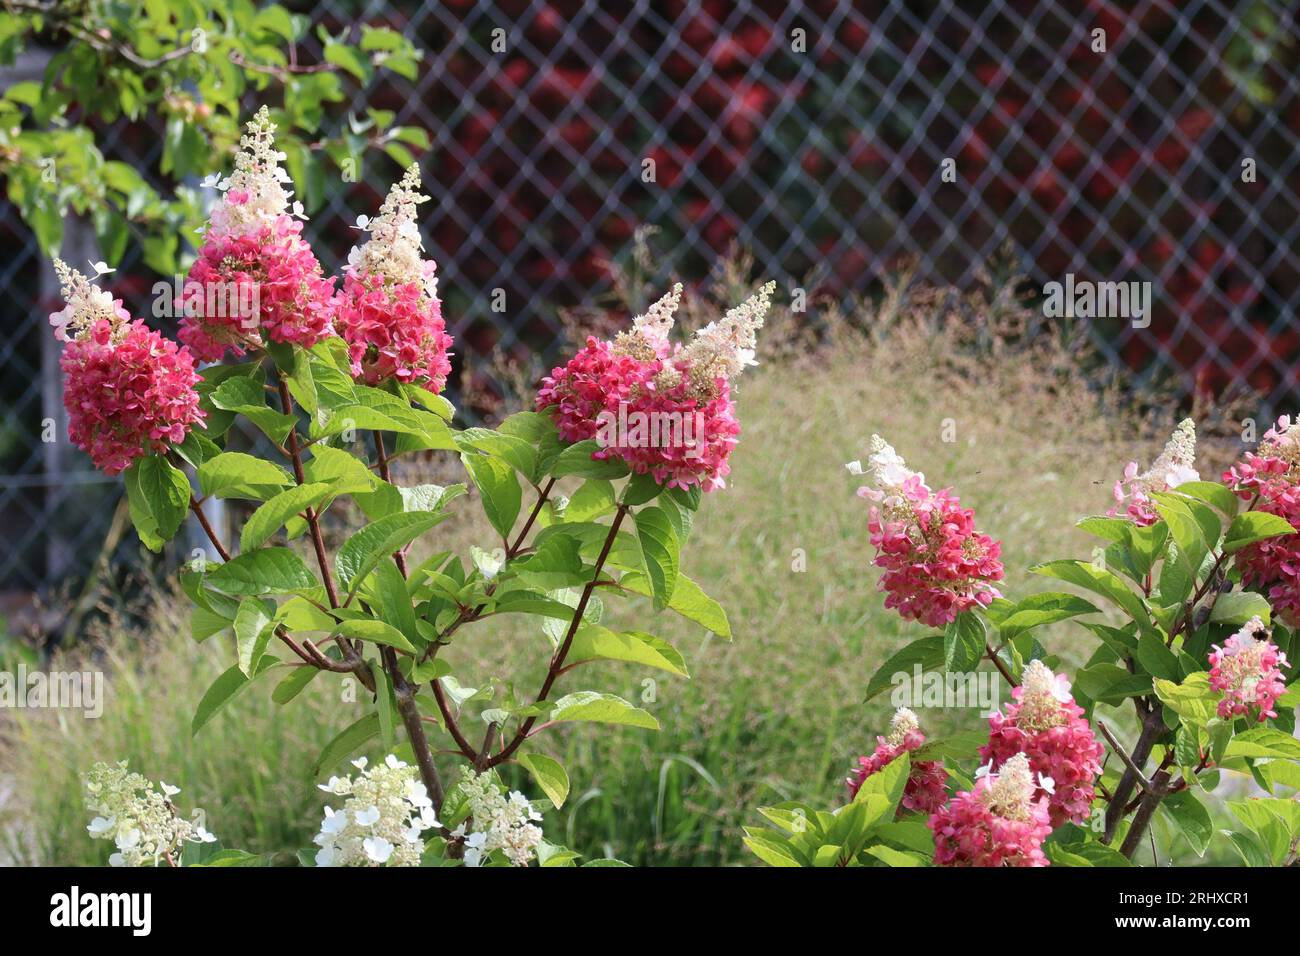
[1,274,1210,865]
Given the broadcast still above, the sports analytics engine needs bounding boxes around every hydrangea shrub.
[747,423,1300,867]
[54,109,771,867]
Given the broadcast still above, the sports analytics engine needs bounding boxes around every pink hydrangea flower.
[848,436,1004,627]
[178,107,335,361]
[51,259,203,475]
[335,166,453,389]
[1208,616,1290,722]
[980,660,1103,827]
[845,707,948,816]
[928,753,1052,867]
[1224,417,1300,626]
[1109,418,1199,525]
[536,282,773,492]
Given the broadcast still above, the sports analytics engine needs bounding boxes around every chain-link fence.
[3,0,1298,597]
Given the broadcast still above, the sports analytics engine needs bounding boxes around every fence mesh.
[3,0,1299,594]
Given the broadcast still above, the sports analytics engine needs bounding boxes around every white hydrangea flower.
[49,259,130,343]
[1143,417,1199,489]
[981,753,1036,821]
[848,435,923,510]
[207,106,295,237]
[453,771,544,867]
[885,706,920,746]
[1015,659,1074,732]
[312,754,438,867]
[82,761,217,867]
[613,283,684,363]
[679,281,775,394]
[345,164,437,297]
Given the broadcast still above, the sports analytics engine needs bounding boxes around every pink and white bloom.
[846,707,948,816]
[1224,416,1300,625]
[335,165,453,389]
[536,282,773,491]
[928,753,1052,867]
[851,436,1004,627]
[980,660,1104,826]
[178,107,335,360]
[1208,616,1290,722]
[51,259,203,475]
[1109,418,1199,525]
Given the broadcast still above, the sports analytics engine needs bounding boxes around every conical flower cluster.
[928,753,1052,867]
[178,106,336,360]
[1208,617,1290,722]
[335,165,453,388]
[849,435,1004,626]
[845,707,948,816]
[1110,418,1199,526]
[536,282,774,490]
[52,259,203,474]
[980,660,1104,826]
[1224,416,1300,625]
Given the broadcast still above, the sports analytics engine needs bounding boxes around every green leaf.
[197,452,294,500]
[1153,672,1218,728]
[512,533,587,590]
[864,635,945,702]
[1175,481,1240,517]
[617,571,730,638]
[546,691,658,730]
[519,753,570,809]
[276,596,339,632]
[1134,632,1182,682]
[370,558,421,649]
[455,428,538,482]
[207,548,318,595]
[335,619,418,654]
[1225,829,1271,867]
[1153,495,1214,585]
[1225,727,1300,760]
[551,440,630,479]
[1224,511,1298,554]
[565,479,616,522]
[241,483,332,551]
[943,612,986,671]
[272,664,322,705]
[566,625,688,676]
[313,713,382,776]
[1162,790,1212,857]
[1209,591,1273,626]
[622,472,664,506]
[192,655,280,735]
[209,376,297,443]
[1030,560,1153,633]
[1074,663,1152,703]
[372,661,395,749]
[234,598,276,677]
[123,456,190,551]
[1076,515,1135,544]
[191,605,233,642]
[635,507,680,611]
[303,445,377,494]
[865,845,925,867]
[996,591,1099,638]
[744,831,802,867]
[1227,799,1294,863]
[461,452,522,540]
[336,511,447,596]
